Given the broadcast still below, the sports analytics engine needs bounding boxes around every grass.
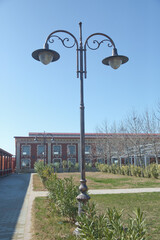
[32,172,160,239]
[33,174,46,191]
[32,193,160,240]
[33,172,160,191]
[57,172,160,189]
[90,192,160,240]
[32,197,76,240]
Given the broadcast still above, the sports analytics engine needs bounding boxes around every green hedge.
[97,163,160,179]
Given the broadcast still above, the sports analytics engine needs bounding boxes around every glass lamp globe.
[38,51,54,65]
[109,57,122,69]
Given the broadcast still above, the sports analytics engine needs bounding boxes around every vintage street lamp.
[32,22,129,216]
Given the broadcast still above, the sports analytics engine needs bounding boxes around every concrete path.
[1,173,160,240]
[89,188,160,194]
[12,174,48,240]
[0,174,31,240]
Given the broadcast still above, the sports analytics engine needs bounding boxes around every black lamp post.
[32,22,129,215]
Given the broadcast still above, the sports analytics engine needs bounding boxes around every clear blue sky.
[0,0,160,154]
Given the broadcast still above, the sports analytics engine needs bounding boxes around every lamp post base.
[73,222,81,236]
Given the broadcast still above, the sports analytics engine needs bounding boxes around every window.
[67,158,76,166]
[67,145,76,155]
[97,158,104,164]
[53,145,61,155]
[22,145,30,156]
[37,145,45,156]
[21,159,30,168]
[85,145,91,155]
[53,158,62,166]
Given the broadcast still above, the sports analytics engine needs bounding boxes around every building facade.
[0,148,13,176]
[15,132,103,172]
[14,132,160,172]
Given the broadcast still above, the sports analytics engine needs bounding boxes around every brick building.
[15,132,103,172]
[14,132,160,172]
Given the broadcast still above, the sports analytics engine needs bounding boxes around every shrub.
[133,166,142,177]
[62,160,67,169]
[34,160,45,177]
[85,163,92,171]
[75,163,79,171]
[144,165,152,178]
[111,164,118,174]
[124,165,132,176]
[34,161,54,183]
[46,175,79,222]
[151,164,159,179]
[53,162,60,172]
[78,203,146,240]
[68,160,74,171]
[95,162,99,170]
[120,165,126,175]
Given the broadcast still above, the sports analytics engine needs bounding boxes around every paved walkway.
[88,188,160,194]
[1,173,160,240]
[0,174,31,240]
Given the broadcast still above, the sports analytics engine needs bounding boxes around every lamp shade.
[32,49,60,64]
[102,55,129,69]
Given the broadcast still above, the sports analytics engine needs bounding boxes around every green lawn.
[32,173,160,239]
[91,192,160,240]
[33,172,160,191]
[32,197,76,240]
[32,193,160,240]
[86,175,160,189]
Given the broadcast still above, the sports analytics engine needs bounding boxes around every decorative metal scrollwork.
[48,34,76,49]
[86,38,113,50]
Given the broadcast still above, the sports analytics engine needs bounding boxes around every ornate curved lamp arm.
[84,32,116,50]
[84,33,116,78]
[44,30,79,77]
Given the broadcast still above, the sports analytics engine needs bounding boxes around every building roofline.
[0,148,12,156]
[14,132,160,139]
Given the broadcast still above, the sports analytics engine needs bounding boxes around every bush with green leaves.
[62,160,67,169]
[151,164,159,179]
[45,175,79,222]
[97,162,160,179]
[95,162,100,170]
[53,162,60,172]
[34,160,45,177]
[144,165,152,178]
[34,161,55,183]
[97,163,106,172]
[78,203,146,240]
[120,165,126,175]
[75,162,79,171]
[124,165,131,176]
[85,163,92,171]
[110,164,118,174]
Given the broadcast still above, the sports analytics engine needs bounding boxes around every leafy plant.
[151,164,159,179]
[34,160,45,177]
[46,175,79,222]
[75,162,79,171]
[78,203,146,240]
[62,160,67,169]
[53,162,60,172]
[85,163,92,171]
